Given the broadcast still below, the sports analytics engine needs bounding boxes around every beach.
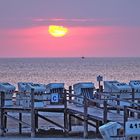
[1,58,140,139]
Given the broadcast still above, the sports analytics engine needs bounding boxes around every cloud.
[32,18,111,27]
[0,17,112,28]
[1,17,140,29]
[32,18,106,22]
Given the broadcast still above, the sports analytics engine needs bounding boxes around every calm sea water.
[0,57,140,89]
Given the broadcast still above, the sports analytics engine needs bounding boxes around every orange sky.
[0,25,140,57]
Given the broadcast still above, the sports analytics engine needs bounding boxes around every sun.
[48,25,68,37]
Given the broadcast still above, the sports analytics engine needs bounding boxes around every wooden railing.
[1,88,140,138]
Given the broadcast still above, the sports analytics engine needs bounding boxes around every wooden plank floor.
[67,104,124,123]
[1,103,139,125]
[0,104,125,123]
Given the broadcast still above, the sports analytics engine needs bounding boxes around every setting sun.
[48,25,68,37]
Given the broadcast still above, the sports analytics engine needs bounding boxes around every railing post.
[130,88,135,117]
[138,106,140,119]
[35,110,38,132]
[69,86,72,101]
[117,95,120,114]
[0,91,5,136]
[103,100,107,124]
[68,114,72,132]
[64,89,68,134]
[31,88,35,138]
[83,96,88,138]
[124,106,129,137]
[96,92,100,107]
[96,120,100,135]
[4,112,7,133]
[19,113,22,134]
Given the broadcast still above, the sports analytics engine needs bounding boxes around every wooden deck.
[1,89,140,138]
[67,104,124,123]
[1,104,124,122]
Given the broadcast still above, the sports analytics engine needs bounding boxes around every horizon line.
[0,56,140,59]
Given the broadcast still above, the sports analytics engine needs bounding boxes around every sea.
[0,57,140,89]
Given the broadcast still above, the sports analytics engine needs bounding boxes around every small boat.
[81,56,85,59]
